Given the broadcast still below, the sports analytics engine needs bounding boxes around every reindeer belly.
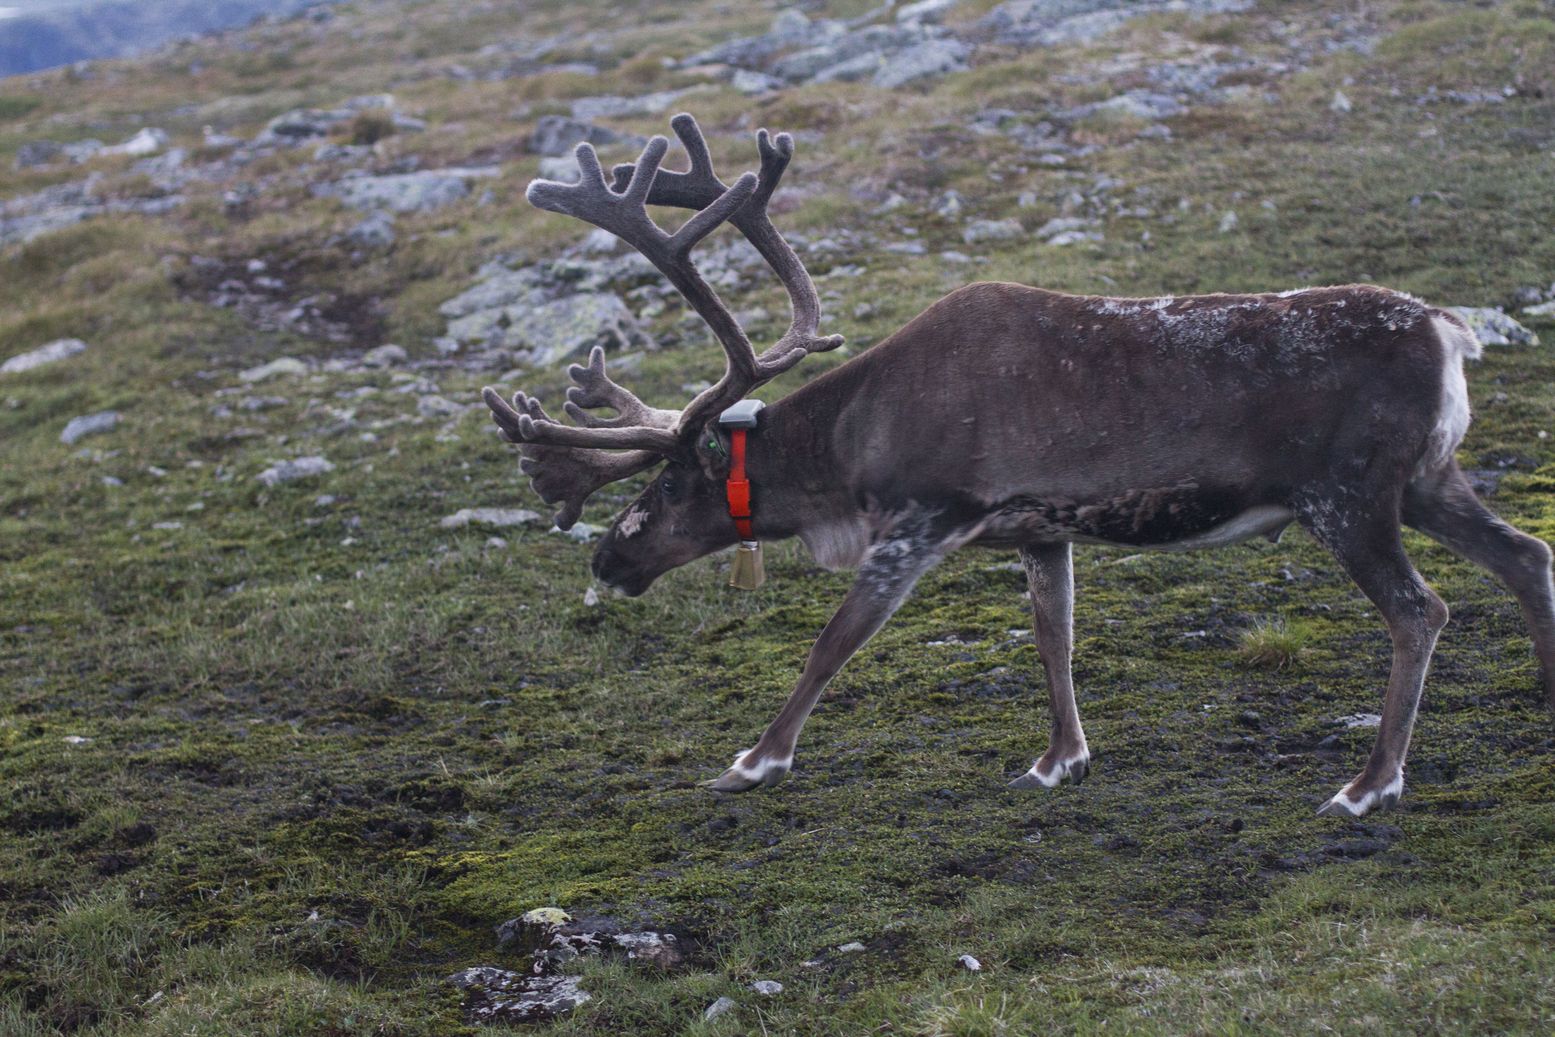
[989,486,1293,551]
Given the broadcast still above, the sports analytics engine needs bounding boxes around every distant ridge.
[0,0,332,77]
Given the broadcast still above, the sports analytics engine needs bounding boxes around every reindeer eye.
[660,474,679,499]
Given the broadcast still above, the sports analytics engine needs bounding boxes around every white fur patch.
[1021,746,1090,787]
[1324,770,1404,817]
[727,748,792,783]
[1422,314,1477,474]
[616,504,649,538]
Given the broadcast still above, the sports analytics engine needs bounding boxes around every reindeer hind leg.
[1404,462,1555,706]
[1009,542,1091,789]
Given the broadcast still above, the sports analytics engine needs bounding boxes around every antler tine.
[563,346,681,430]
[614,115,844,394]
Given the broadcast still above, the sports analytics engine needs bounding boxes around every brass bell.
[729,540,766,590]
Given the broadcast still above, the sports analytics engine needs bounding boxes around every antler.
[482,112,841,526]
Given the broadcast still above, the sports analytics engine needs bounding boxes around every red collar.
[725,428,754,541]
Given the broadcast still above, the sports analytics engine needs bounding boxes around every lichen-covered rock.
[452,292,653,365]
[2,338,88,375]
[703,996,736,1021]
[1448,306,1540,347]
[257,456,334,486]
[347,210,396,249]
[361,343,407,368]
[446,967,589,1025]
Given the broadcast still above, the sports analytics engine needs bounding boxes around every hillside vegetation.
[3,0,1555,1034]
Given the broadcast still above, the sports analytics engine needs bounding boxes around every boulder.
[451,292,652,364]
[2,338,88,375]
[60,410,120,445]
[531,115,631,157]
[315,168,500,213]
[873,38,971,88]
[361,343,407,368]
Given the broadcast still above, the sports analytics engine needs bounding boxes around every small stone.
[2,338,88,375]
[348,210,396,249]
[60,410,119,445]
[933,190,964,218]
[486,536,508,549]
[957,954,982,971]
[1521,300,1555,318]
[362,343,408,368]
[1330,89,1352,114]
[703,997,736,1022]
[583,586,601,607]
[837,941,866,954]
[63,735,92,745]
[104,127,168,156]
[751,980,783,995]
[1335,712,1382,729]
[1218,210,1239,233]
[257,456,334,487]
[530,115,627,157]
[439,507,541,529]
[239,357,309,382]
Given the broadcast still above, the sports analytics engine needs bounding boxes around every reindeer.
[483,113,1555,818]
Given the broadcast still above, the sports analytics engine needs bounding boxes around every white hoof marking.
[1321,770,1404,817]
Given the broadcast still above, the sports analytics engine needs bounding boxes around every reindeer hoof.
[1008,752,1090,790]
[705,749,790,793]
[1317,772,1403,818]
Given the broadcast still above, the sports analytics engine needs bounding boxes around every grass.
[1238,618,1316,670]
[3,0,1555,1034]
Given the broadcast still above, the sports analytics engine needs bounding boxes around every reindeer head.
[483,114,842,595]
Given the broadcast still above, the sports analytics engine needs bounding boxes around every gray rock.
[531,115,630,157]
[934,190,965,218]
[957,953,982,971]
[60,410,119,444]
[362,343,407,368]
[1335,713,1381,729]
[571,89,695,122]
[703,997,737,1022]
[347,210,396,249]
[1521,300,1555,319]
[980,0,1250,47]
[1330,89,1352,114]
[873,38,971,88]
[102,127,167,157]
[239,357,309,382]
[15,140,63,168]
[315,168,500,213]
[439,507,542,530]
[837,941,866,953]
[446,968,589,1026]
[751,980,784,995]
[417,394,460,418]
[554,522,602,543]
[257,456,334,486]
[1217,210,1239,233]
[963,218,1022,244]
[2,338,88,375]
[1448,307,1540,348]
[810,51,886,84]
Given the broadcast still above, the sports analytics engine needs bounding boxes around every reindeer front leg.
[1009,542,1091,789]
[710,518,949,792]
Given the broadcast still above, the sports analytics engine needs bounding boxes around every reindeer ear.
[692,422,731,483]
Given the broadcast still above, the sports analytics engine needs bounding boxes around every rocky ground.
[2,1,1555,1034]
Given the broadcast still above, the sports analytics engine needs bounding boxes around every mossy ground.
[3,1,1555,1034]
